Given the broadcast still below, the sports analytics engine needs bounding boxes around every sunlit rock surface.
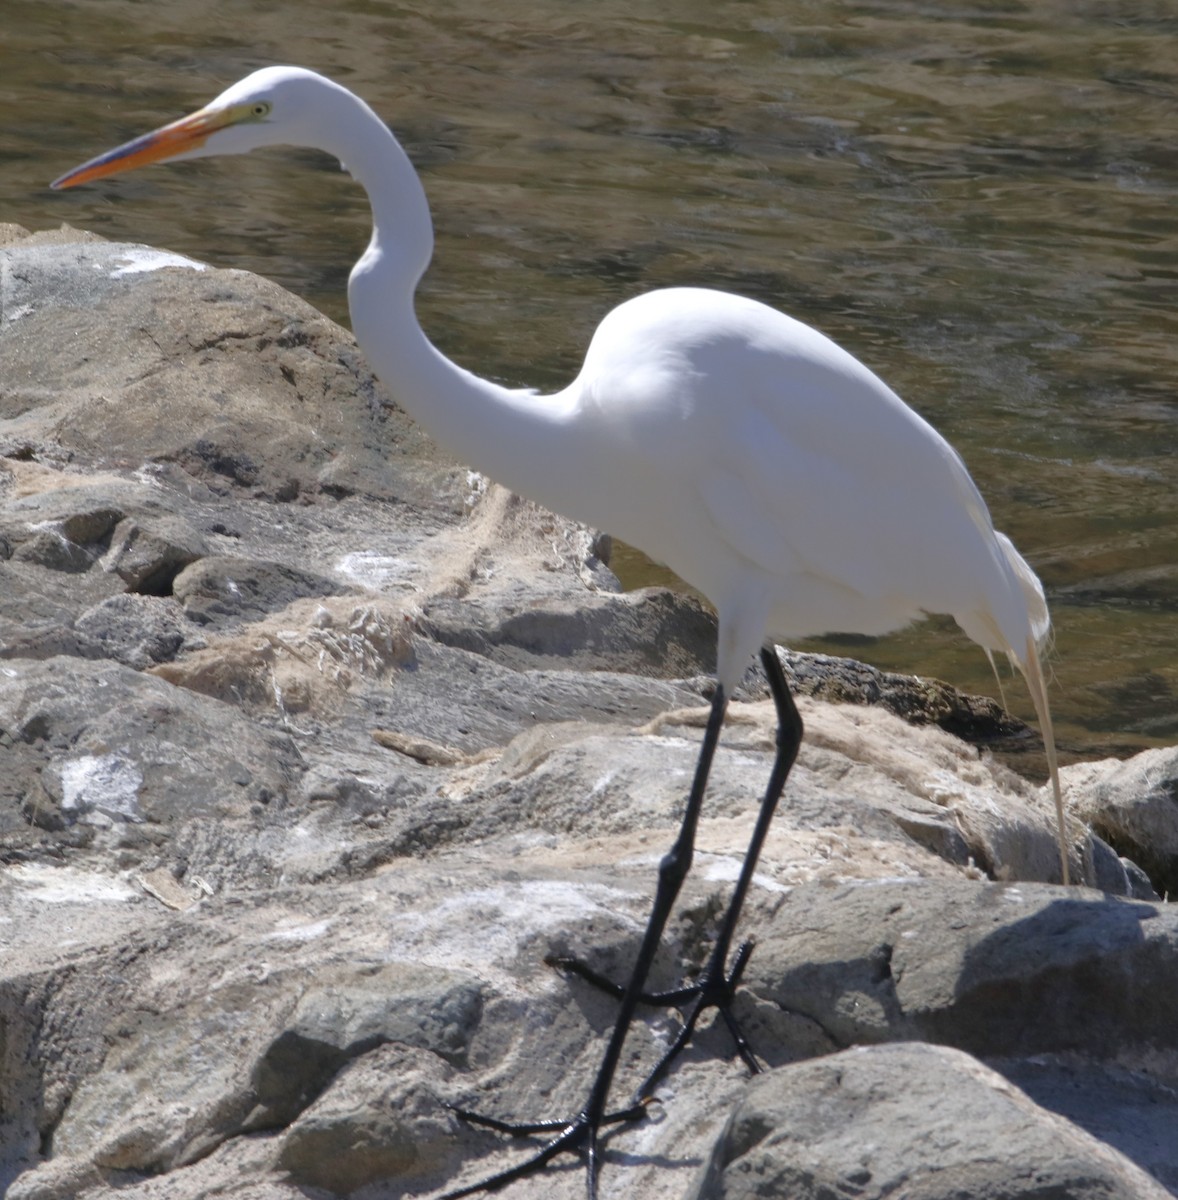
[2,225,1175,1200]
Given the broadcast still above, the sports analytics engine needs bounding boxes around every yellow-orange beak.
[51,107,233,190]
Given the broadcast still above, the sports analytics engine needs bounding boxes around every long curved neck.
[318,88,583,502]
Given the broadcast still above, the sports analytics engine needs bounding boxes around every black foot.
[438,1099,649,1200]
[634,939,762,1099]
[548,938,761,1090]
[544,951,698,1007]
[437,648,806,1199]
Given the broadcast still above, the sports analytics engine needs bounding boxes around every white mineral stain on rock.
[335,550,415,590]
[109,247,208,277]
[59,752,144,823]
[697,852,789,893]
[263,918,335,943]
[389,878,638,974]
[8,862,138,904]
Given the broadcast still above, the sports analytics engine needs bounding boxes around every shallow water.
[4,0,1178,759]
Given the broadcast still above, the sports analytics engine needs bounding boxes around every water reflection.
[4,0,1178,757]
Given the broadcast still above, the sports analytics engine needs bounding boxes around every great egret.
[53,66,1069,1199]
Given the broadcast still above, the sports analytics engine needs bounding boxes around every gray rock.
[779,646,1031,743]
[1066,748,1178,897]
[743,878,1178,1060]
[172,554,350,626]
[275,1045,466,1195]
[102,513,207,593]
[11,528,95,572]
[420,584,719,680]
[247,963,483,1133]
[689,1042,1173,1200]
[0,656,300,863]
[74,593,198,668]
[1,228,1174,1200]
[0,486,124,566]
[999,1055,1178,1195]
[0,237,463,508]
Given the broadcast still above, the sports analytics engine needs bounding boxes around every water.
[4,0,1178,760]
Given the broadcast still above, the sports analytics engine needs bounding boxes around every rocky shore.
[2,224,1176,1199]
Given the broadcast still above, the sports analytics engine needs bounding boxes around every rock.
[998,1055,1178,1195]
[419,584,720,680]
[102,513,207,594]
[1,227,1174,1200]
[275,1046,462,1195]
[779,647,1032,743]
[688,1042,1174,1200]
[742,878,1178,1060]
[247,962,484,1131]
[1065,748,1178,898]
[172,555,350,626]
[0,483,125,570]
[73,593,198,669]
[0,236,462,508]
[0,656,300,865]
[11,527,95,572]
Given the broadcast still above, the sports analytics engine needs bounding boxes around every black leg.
[440,681,731,1200]
[628,643,803,1101]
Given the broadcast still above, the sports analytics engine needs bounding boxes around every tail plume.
[958,533,1069,884]
[1021,633,1069,886]
[996,533,1068,884]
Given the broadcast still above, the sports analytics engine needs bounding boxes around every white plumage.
[53,66,1070,1197]
[53,59,1066,875]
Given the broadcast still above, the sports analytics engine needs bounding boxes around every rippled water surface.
[4,0,1178,759]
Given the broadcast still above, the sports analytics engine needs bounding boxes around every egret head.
[51,67,335,190]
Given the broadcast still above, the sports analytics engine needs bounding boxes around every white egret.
[52,66,1069,1199]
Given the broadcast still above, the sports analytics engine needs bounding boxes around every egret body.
[52,66,1069,1198]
